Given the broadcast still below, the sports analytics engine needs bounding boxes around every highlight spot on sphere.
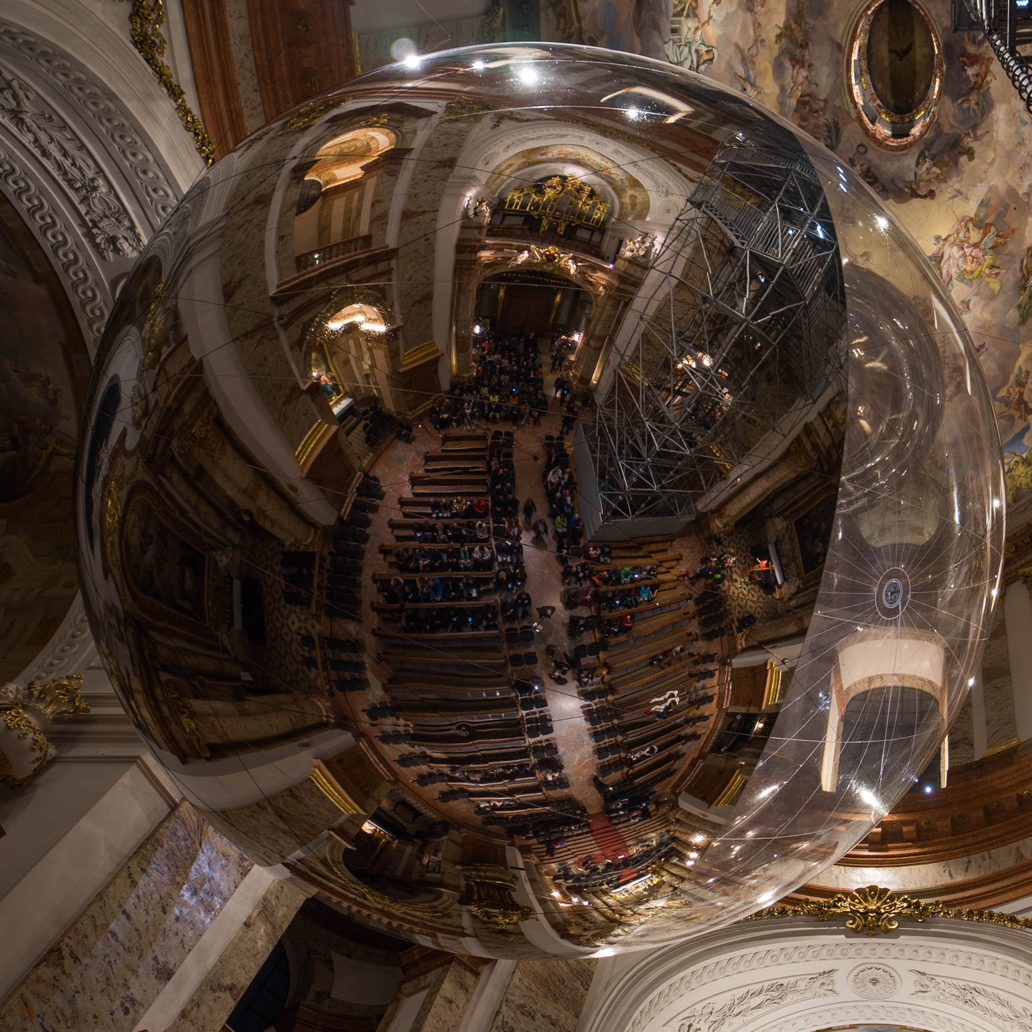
[75,43,1003,959]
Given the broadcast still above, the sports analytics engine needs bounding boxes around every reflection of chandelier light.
[327,307,386,333]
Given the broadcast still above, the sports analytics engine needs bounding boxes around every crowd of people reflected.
[76,44,1003,958]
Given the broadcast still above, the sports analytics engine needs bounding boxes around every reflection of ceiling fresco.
[0,191,88,681]
[539,0,1032,509]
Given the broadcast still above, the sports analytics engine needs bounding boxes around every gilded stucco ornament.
[114,0,215,164]
[0,675,89,787]
[748,884,1032,935]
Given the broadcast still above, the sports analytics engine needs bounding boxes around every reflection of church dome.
[74,44,1003,959]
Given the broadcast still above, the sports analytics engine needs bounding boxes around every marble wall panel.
[487,958,596,1032]
[949,696,975,766]
[982,610,1019,750]
[198,774,351,867]
[164,876,309,1032]
[0,802,252,1032]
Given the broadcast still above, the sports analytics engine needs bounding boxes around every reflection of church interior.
[2,3,1032,1032]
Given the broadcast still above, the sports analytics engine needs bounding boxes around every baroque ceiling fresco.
[0,191,88,682]
[540,0,1032,504]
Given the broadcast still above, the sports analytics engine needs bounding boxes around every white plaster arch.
[455,118,693,227]
[7,0,203,191]
[0,15,186,347]
[576,916,1032,1032]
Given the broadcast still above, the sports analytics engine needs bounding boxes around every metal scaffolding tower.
[582,139,847,530]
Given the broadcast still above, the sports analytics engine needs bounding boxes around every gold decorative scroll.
[504,176,609,234]
[115,0,216,165]
[510,245,578,278]
[747,884,1032,935]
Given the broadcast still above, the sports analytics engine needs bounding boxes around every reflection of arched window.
[310,303,388,416]
[496,176,609,246]
[305,127,396,188]
[821,630,946,793]
[294,128,395,267]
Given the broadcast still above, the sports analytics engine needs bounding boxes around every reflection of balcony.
[485,224,612,263]
[296,234,373,273]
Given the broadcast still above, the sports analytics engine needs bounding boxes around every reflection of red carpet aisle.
[589,812,630,861]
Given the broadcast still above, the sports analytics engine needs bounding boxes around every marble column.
[1004,580,1032,742]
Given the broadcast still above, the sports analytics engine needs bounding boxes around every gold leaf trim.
[310,764,360,815]
[746,884,1032,935]
[398,341,442,370]
[115,0,216,165]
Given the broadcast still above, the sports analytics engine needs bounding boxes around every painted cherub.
[930,196,1014,293]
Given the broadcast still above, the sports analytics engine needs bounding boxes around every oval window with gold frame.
[848,0,943,150]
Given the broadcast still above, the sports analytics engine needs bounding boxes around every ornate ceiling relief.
[0,143,108,338]
[912,970,1032,1030]
[0,68,143,261]
[0,21,178,227]
[675,970,838,1032]
[586,885,1032,1032]
[0,18,180,342]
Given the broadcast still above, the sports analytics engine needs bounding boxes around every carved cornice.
[0,65,144,261]
[608,921,1032,1032]
[0,20,182,340]
[748,884,1032,935]
[0,144,108,337]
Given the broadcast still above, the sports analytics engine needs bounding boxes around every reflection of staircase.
[960,1,1032,114]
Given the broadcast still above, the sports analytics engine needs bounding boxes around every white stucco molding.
[6,0,203,192]
[577,916,1032,1032]
[0,14,187,345]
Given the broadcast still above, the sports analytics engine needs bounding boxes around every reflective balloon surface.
[76,44,1004,957]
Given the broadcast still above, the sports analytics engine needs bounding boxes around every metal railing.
[962,0,1032,116]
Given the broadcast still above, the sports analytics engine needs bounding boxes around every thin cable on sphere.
[74,43,1004,959]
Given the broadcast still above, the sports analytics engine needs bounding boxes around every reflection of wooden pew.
[439,431,488,452]
[410,473,489,495]
[386,518,483,540]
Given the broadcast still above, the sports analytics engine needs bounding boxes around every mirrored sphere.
[76,43,1004,958]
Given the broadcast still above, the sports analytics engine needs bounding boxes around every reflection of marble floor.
[511,414,604,815]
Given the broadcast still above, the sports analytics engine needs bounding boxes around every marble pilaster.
[0,802,252,1032]
[486,958,596,1032]
[162,875,309,1032]
[375,954,484,1032]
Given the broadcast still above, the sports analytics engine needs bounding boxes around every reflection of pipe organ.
[502,176,610,234]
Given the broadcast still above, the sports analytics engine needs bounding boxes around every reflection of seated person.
[748,560,778,596]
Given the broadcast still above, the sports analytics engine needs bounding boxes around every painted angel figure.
[930,196,1014,293]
